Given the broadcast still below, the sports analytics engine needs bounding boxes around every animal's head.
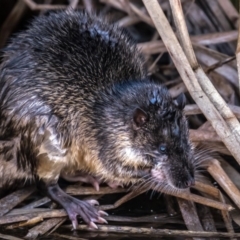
[92,81,195,189]
[131,84,194,189]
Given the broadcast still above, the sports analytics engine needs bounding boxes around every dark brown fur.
[0,10,194,227]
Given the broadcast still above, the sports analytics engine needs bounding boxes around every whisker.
[193,144,222,172]
[129,173,152,191]
[131,176,153,192]
[144,152,159,159]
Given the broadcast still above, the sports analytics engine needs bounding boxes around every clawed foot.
[65,197,108,229]
[45,183,108,229]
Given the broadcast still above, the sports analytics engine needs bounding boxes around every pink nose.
[185,178,195,187]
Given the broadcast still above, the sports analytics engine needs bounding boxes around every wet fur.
[0,11,194,190]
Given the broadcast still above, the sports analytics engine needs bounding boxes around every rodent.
[0,10,195,229]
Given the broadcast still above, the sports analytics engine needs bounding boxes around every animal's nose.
[184,177,195,187]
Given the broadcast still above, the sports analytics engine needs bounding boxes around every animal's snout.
[183,177,195,188]
[174,167,195,189]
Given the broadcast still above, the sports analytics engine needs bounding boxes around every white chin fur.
[151,168,166,182]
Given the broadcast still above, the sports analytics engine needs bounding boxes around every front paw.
[65,197,108,229]
[43,183,108,229]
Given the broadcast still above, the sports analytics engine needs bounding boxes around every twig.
[169,0,240,161]
[100,0,154,26]
[25,217,66,239]
[104,214,174,223]
[148,53,164,72]
[51,233,87,240]
[0,0,27,48]
[169,82,187,98]
[143,0,240,164]
[194,44,238,87]
[198,205,218,237]
[189,130,221,142]
[236,2,240,97]
[150,186,233,211]
[193,181,219,199]
[65,186,127,195]
[6,216,43,229]
[6,208,52,216]
[99,0,123,11]
[207,159,240,209]
[218,0,239,29]
[205,56,236,73]
[219,191,236,240]
[0,233,24,240]
[205,1,233,34]
[128,2,154,26]
[138,30,238,54]
[220,158,240,190]
[23,0,70,10]
[195,180,236,239]
[0,189,232,227]
[64,224,240,238]
[47,217,67,235]
[22,197,50,209]
[0,187,35,217]
[116,15,141,28]
[0,209,66,225]
[184,104,240,118]
[82,0,95,13]
[177,197,204,240]
[100,189,145,210]
[67,0,79,10]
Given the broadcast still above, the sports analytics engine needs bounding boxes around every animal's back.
[0,11,146,187]
[1,11,146,96]
[0,11,147,128]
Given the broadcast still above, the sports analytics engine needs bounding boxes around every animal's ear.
[133,108,149,128]
[174,93,186,110]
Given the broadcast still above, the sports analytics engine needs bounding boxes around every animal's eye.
[159,144,167,154]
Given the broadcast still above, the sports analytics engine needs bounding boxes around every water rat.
[0,10,195,229]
